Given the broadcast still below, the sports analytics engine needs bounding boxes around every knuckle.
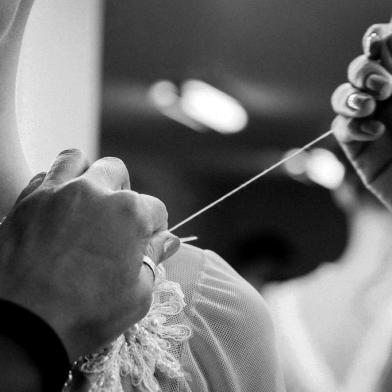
[51,149,86,172]
[152,196,168,219]
[99,156,127,172]
[96,157,129,184]
[112,192,151,233]
[57,177,93,201]
[144,194,168,223]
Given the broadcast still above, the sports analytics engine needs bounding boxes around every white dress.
[76,244,285,392]
[264,264,392,392]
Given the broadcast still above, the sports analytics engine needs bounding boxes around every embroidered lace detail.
[77,265,191,392]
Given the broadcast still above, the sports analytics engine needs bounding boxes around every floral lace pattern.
[73,265,191,392]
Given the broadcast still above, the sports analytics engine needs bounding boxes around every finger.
[332,115,385,144]
[332,115,392,193]
[137,193,168,233]
[362,23,392,72]
[44,149,89,186]
[348,55,392,100]
[362,23,387,59]
[81,157,130,191]
[15,172,46,204]
[144,230,180,266]
[127,233,178,316]
[331,83,376,118]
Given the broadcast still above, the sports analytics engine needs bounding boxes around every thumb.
[15,172,47,205]
[145,231,180,265]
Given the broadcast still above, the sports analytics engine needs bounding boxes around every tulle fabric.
[74,244,285,392]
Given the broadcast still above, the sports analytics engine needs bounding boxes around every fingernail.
[163,236,180,259]
[365,74,391,96]
[347,93,372,111]
[360,121,385,136]
[365,32,381,59]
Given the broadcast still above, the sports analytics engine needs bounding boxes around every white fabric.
[159,244,285,392]
[265,275,392,392]
[77,244,285,392]
[77,265,191,392]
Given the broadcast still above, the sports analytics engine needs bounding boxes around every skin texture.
[0,149,179,362]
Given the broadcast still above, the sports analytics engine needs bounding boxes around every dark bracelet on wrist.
[0,299,70,391]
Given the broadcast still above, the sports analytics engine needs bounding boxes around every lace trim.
[76,265,191,392]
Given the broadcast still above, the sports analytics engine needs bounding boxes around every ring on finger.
[142,255,157,281]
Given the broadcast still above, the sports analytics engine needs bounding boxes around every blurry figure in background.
[264,148,392,392]
[264,20,392,391]
[234,232,297,290]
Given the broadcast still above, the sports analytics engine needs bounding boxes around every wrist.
[0,299,71,391]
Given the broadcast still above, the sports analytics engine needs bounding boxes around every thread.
[169,129,334,232]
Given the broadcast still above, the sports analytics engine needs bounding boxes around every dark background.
[100,1,391,277]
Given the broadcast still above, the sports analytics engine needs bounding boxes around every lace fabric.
[63,244,285,392]
[74,265,192,392]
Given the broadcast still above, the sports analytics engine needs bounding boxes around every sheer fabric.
[77,244,285,392]
[158,244,285,392]
[265,267,392,392]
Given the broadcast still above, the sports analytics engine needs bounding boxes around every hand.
[0,149,179,362]
[331,23,392,210]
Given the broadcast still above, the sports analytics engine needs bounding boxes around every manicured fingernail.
[163,236,180,259]
[365,32,381,59]
[365,74,391,96]
[360,121,385,136]
[347,93,372,111]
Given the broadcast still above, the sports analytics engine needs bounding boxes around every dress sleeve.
[165,245,286,392]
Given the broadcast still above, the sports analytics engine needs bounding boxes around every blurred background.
[17,0,392,279]
[15,3,392,389]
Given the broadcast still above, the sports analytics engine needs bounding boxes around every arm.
[0,1,34,218]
